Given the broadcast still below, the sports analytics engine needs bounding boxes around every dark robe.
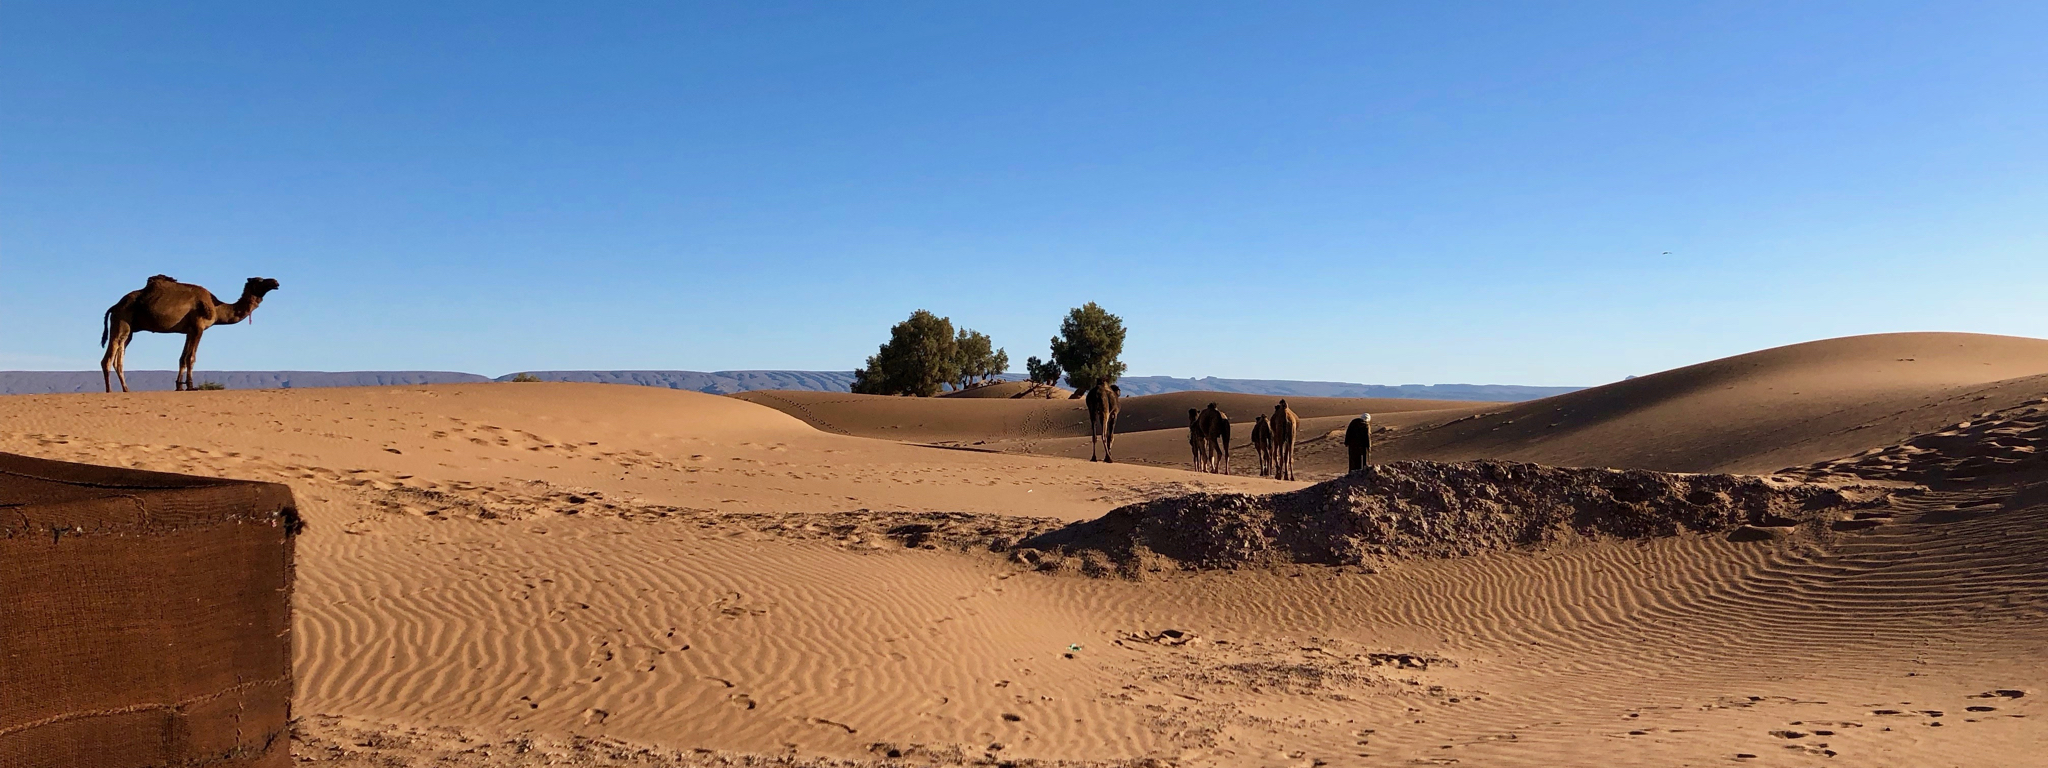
[1344,417,1372,472]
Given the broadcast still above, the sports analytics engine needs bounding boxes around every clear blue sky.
[4,2,2043,385]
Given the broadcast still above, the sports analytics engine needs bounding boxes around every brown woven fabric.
[0,452,296,768]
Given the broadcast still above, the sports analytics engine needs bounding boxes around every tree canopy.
[1024,355,1062,386]
[1049,302,1127,389]
[951,329,1008,390]
[851,310,959,397]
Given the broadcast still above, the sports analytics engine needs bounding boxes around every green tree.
[952,329,996,390]
[987,348,1010,383]
[852,310,960,397]
[1025,356,1062,386]
[1048,302,1127,389]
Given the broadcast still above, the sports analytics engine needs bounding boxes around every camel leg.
[178,331,202,391]
[1221,436,1231,476]
[103,321,130,392]
[1103,414,1115,463]
[101,340,117,393]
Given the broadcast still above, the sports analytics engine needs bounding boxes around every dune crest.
[1373,332,2048,474]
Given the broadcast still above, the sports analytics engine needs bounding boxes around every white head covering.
[1360,413,1373,422]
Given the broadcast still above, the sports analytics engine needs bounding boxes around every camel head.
[234,278,281,317]
[1188,408,1199,424]
[1255,414,1268,425]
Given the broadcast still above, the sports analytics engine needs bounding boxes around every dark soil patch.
[1018,460,1886,574]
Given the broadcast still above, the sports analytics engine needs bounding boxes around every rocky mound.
[1019,461,1887,573]
[1789,397,2048,485]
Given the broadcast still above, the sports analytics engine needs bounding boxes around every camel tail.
[101,305,113,347]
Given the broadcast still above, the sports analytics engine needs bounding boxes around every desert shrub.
[508,373,543,383]
[1049,302,1127,389]
[195,381,226,391]
[852,310,960,397]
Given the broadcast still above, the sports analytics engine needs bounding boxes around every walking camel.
[1250,414,1275,477]
[1270,399,1300,481]
[1194,402,1231,475]
[1187,409,1209,471]
[101,275,281,392]
[1084,377,1121,462]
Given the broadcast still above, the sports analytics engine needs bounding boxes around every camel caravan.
[1181,399,1303,479]
[1184,399,1374,481]
[1067,379,1352,481]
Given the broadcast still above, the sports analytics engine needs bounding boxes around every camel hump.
[146,274,178,284]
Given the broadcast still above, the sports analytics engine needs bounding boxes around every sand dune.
[7,333,2047,766]
[1373,332,2048,473]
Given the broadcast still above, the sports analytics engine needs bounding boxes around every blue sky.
[3,2,2042,385]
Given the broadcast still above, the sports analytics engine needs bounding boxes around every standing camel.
[101,275,281,392]
[1084,378,1121,462]
[1250,414,1274,477]
[1195,403,1231,475]
[1270,399,1300,481]
[1187,409,1209,471]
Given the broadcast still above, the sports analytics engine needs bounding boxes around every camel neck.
[214,294,262,325]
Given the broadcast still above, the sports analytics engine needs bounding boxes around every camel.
[1084,378,1120,462]
[1187,408,1210,471]
[1270,399,1300,481]
[1250,414,1275,477]
[1195,402,1231,475]
[101,275,281,392]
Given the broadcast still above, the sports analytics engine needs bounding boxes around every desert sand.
[4,332,2045,766]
